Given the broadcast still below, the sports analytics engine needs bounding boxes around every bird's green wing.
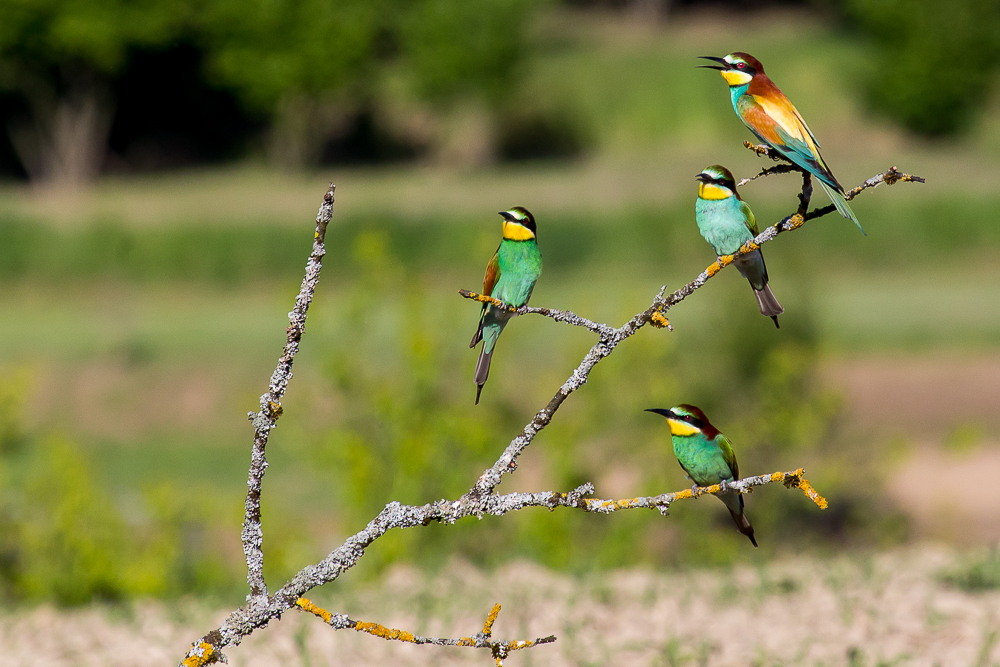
[739,200,758,236]
[716,434,740,481]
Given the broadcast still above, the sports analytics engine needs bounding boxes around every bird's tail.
[818,181,865,235]
[474,347,493,405]
[727,505,758,548]
[720,492,757,547]
[469,310,485,348]
[753,283,784,329]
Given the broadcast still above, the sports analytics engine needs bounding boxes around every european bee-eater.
[646,405,757,547]
[469,207,542,404]
[699,52,864,234]
[696,165,783,328]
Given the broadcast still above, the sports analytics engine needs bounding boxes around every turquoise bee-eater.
[469,207,542,404]
[646,404,758,547]
[696,164,783,328]
[699,52,864,234]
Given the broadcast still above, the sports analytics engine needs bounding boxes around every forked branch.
[180,156,920,666]
[295,600,556,667]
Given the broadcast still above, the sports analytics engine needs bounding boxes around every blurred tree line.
[2,0,998,185]
[0,0,543,184]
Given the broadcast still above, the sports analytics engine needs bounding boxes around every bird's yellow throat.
[502,220,535,241]
[666,418,701,437]
[698,182,733,200]
[721,70,752,87]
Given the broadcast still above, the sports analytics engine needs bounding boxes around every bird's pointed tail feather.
[818,181,865,235]
[474,347,493,405]
[753,284,784,329]
[469,312,485,348]
[727,505,758,547]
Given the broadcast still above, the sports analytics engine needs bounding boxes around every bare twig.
[181,159,919,665]
[296,600,556,667]
[458,289,617,337]
[242,184,334,599]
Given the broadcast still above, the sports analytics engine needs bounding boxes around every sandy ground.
[1,547,998,667]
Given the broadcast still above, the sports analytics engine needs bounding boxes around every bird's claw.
[691,484,700,498]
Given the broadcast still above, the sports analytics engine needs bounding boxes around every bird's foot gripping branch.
[181,152,921,665]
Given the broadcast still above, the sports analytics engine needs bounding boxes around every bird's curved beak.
[697,56,728,71]
[695,173,710,182]
[645,408,677,419]
[498,211,515,221]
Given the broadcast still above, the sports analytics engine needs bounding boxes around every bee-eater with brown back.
[646,404,758,547]
[699,52,864,234]
[469,207,542,404]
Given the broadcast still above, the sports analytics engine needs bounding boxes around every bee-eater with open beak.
[646,404,758,547]
[696,165,783,328]
[699,52,864,234]
[469,207,542,404]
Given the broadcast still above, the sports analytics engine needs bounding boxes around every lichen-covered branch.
[181,158,919,666]
[241,184,334,599]
[295,599,556,667]
[458,289,618,337]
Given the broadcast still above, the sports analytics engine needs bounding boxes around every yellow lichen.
[181,642,217,667]
[296,598,332,624]
[483,604,501,636]
[650,311,671,329]
[797,479,828,509]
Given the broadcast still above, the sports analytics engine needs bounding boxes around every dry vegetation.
[3,548,998,666]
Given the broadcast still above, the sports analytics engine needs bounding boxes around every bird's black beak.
[695,173,710,182]
[645,408,676,419]
[697,56,727,71]
[498,211,515,221]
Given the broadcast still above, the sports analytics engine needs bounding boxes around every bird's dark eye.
[737,62,745,69]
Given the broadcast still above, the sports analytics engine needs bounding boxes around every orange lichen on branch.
[458,289,516,312]
[793,478,828,509]
[650,311,672,330]
[705,254,735,277]
[783,213,805,230]
[180,642,219,667]
[483,603,501,636]
[296,597,332,623]
[295,596,555,663]
[355,621,420,643]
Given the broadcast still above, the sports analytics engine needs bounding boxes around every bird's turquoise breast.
[672,435,735,486]
[729,84,750,114]
[695,197,753,256]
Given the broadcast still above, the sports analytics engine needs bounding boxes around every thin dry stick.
[242,185,335,599]
[180,162,920,666]
[295,599,556,667]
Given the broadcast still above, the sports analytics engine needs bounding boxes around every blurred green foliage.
[0,0,548,175]
[0,378,239,604]
[939,549,1000,592]
[839,0,1000,136]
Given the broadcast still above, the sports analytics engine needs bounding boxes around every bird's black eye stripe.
[682,415,704,428]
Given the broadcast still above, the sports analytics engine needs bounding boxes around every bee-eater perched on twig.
[699,52,864,234]
[646,405,758,547]
[696,165,783,327]
[469,207,542,404]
